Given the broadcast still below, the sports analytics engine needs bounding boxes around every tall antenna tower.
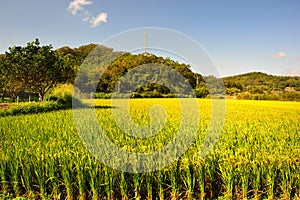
[144,31,148,53]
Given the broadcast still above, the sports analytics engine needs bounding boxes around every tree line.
[223,72,300,100]
[0,39,299,102]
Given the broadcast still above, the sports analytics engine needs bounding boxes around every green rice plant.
[195,161,206,200]
[278,159,294,199]
[295,163,300,199]
[61,157,75,200]
[88,158,103,200]
[145,172,154,200]
[0,154,9,194]
[75,155,88,200]
[33,153,49,199]
[156,170,165,200]
[219,157,236,199]
[46,155,61,200]
[10,155,21,197]
[169,161,181,199]
[132,173,143,199]
[119,172,129,200]
[19,157,35,199]
[236,160,251,199]
[205,154,220,199]
[264,160,279,200]
[180,158,195,199]
[104,166,114,199]
[0,99,299,199]
[251,161,264,200]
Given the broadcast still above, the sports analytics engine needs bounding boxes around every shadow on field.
[93,105,116,109]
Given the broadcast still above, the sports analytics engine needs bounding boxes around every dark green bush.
[0,95,84,117]
[0,102,58,117]
[92,92,112,99]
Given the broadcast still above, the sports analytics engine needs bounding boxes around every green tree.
[195,86,209,98]
[0,52,25,101]
[5,39,72,101]
[0,55,7,101]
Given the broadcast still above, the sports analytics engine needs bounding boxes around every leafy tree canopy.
[4,39,73,101]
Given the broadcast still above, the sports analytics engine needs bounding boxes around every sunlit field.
[0,99,299,199]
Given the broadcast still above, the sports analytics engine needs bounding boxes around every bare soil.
[0,104,11,109]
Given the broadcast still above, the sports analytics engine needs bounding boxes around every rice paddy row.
[0,99,299,199]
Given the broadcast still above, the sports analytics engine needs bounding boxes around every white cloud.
[272,52,286,59]
[67,1,108,27]
[90,12,108,27]
[82,16,90,22]
[84,11,91,16]
[82,11,91,22]
[67,0,93,15]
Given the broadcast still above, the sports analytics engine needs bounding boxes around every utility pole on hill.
[144,31,148,54]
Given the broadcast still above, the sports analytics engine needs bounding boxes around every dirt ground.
[0,104,11,109]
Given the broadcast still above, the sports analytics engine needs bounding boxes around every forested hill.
[56,44,205,98]
[55,44,299,97]
[1,40,299,101]
[222,72,300,100]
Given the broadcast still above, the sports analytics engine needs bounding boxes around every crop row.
[0,99,299,199]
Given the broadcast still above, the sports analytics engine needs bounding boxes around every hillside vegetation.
[223,72,300,100]
[1,39,299,102]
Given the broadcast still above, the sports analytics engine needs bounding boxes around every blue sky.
[0,0,299,77]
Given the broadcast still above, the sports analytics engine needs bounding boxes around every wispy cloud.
[82,11,91,22]
[67,0,108,27]
[272,52,286,59]
[89,12,108,27]
[67,0,93,15]
[82,16,90,22]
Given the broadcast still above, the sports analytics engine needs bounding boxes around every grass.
[0,99,299,199]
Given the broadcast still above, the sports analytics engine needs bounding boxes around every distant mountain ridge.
[223,71,299,79]
[55,44,300,100]
[221,71,300,100]
[222,71,300,91]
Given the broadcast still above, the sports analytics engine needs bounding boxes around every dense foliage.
[1,39,299,102]
[96,53,203,95]
[56,46,300,100]
[1,39,73,101]
[0,102,67,117]
[0,84,83,117]
[223,72,300,100]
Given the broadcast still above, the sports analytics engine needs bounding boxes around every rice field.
[0,99,299,199]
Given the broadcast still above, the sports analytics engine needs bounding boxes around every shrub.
[92,92,112,99]
[0,84,85,117]
[0,102,58,117]
[46,84,84,108]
